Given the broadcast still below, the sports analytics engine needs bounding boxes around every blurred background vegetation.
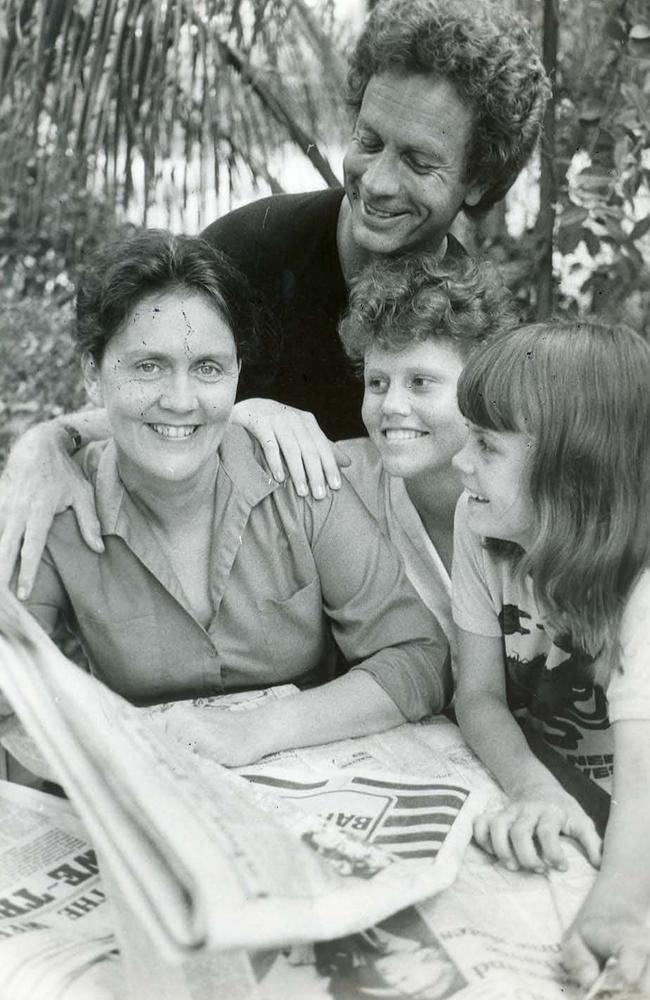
[0,0,649,466]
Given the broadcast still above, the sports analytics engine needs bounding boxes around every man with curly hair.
[206,0,549,444]
[0,0,550,600]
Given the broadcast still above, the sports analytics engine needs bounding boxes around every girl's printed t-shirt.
[451,493,650,793]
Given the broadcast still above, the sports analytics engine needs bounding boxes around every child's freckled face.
[452,425,535,546]
[361,340,467,481]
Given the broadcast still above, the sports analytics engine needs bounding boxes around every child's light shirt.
[452,493,650,792]
[340,438,456,664]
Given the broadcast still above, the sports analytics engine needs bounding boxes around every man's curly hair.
[346,0,551,215]
[339,252,517,370]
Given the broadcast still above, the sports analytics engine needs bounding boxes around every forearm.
[582,726,650,920]
[455,689,562,797]
[585,815,650,923]
[7,409,110,464]
[561,722,650,990]
[252,671,405,757]
[50,408,110,449]
[357,644,451,722]
[0,411,105,596]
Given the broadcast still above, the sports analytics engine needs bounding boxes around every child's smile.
[452,425,535,547]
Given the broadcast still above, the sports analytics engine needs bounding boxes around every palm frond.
[0,0,350,241]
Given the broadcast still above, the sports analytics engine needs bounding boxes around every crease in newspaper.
[0,588,481,966]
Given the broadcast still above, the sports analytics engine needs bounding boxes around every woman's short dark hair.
[347,0,551,216]
[75,229,261,367]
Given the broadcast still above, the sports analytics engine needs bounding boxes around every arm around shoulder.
[0,411,108,597]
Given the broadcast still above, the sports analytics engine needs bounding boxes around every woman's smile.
[148,423,200,440]
[84,290,240,492]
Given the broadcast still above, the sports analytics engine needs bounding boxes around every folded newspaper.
[0,780,121,1000]
[0,588,485,970]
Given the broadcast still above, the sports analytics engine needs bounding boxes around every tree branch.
[536,0,559,319]
[216,37,341,189]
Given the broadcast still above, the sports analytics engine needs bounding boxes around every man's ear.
[464,181,486,209]
[81,352,103,407]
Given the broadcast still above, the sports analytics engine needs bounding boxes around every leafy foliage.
[476,0,650,333]
[0,0,351,458]
[554,0,650,331]
[0,297,86,467]
[0,0,648,467]
[0,0,347,218]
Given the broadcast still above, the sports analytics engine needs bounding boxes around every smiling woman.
[16,229,452,767]
[82,291,240,494]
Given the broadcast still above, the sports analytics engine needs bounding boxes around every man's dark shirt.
[202,188,465,440]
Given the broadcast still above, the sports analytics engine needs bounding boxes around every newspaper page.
[0,593,618,1000]
[0,767,621,1000]
[147,699,612,1000]
[0,782,261,1000]
[0,772,608,1000]
[0,589,484,993]
[249,873,592,1000]
[0,780,121,1000]
[3,686,616,1000]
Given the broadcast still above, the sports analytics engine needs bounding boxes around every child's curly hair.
[339,251,517,372]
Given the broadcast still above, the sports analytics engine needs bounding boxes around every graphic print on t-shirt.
[498,603,612,785]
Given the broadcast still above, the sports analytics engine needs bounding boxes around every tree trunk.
[536,0,559,319]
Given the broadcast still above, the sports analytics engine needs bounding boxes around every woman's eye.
[196,362,222,378]
[366,376,388,393]
[135,361,160,375]
[476,436,492,454]
[410,376,434,390]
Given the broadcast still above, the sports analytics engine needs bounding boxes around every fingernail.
[331,477,341,489]
[506,861,518,872]
[314,485,325,499]
[274,469,285,482]
[297,482,308,496]
[17,587,26,601]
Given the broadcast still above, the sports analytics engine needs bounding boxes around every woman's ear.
[81,352,103,407]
